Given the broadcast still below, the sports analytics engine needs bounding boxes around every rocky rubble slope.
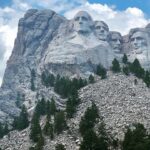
[1,73,150,149]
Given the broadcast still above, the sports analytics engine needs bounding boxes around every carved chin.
[98,36,107,40]
[135,50,143,54]
[113,49,121,53]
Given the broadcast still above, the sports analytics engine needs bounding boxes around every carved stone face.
[110,33,122,53]
[73,11,93,34]
[130,31,147,53]
[95,21,109,41]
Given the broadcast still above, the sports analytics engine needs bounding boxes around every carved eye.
[81,16,88,21]
[112,39,117,42]
[96,26,101,29]
[75,17,80,21]
[136,37,144,41]
[131,38,135,42]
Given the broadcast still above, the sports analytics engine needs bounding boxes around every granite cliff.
[0,8,150,137]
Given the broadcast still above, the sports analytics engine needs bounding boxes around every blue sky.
[0,0,150,86]
[0,0,150,17]
[0,0,12,7]
[1,0,150,17]
[89,0,150,17]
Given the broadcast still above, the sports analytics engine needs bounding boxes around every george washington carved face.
[73,11,93,34]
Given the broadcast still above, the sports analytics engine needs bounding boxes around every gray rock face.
[0,9,150,123]
[0,9,66,120]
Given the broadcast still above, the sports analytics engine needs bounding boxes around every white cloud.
[0,0,149,86]
[64,2,149,34]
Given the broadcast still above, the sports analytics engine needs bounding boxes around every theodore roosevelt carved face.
[73,11,93,34]
[110,32,122,53]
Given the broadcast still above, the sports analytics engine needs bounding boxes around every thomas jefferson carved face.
[73,11,93,34]
[110,32,122,53]
[130,31,147,54]
[94,21,109,41]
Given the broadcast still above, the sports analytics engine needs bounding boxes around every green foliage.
[15,93,25,108]
[55,143,66,150]
[12,105,29,131]
[50,97,57,115]
[0,123,3,138]
[112,58,121,73]
[122,54,128,64]
[34,98,47,117]
[96,64,107,79]
[80,129,100,150]
[41,71,87,98]
[66,94,80,118]
[30,112,42,142]
[97,121,109,150]
[79,102,99,136]
[34,135,44,150]
[41,71,55,87]
[80,122,109,150]
[122,123,150,150]
[54,111,67,134]
[144,71,150,87]
[0,122,9,139]
[122,66,130,75]
[43,117,54,139]
[130,59,145,78]
[89,75,95,84]
[3,123,9,136]
[31,69,36,91]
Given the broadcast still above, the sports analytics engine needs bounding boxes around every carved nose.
[79,18,83,24]
[116,40,121,44]
[100,29,104,33]
[133,39,138,44]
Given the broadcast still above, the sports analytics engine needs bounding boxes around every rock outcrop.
[0,8,150,125]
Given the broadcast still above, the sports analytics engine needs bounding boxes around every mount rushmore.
[1,9,150,121]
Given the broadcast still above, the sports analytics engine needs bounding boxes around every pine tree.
[0,123,3,138]
[41,71,47,86]
[66,97,76,118]
[12,105,29,130]
[122,54,128,64]
[96,64,107,79]
[54,111,67,134]
[43,116,54,139]
[50,97,57,115]
[97,121,109,150]
[40,97,46,115]
[112,58,121,73]
[30,113,42,142]
[3,123,9,136]
[144,71,150,87]
[89,75,95,83]
[80,129,100,150]
[31,69,36,91]
[46,101,51,119]
[47,73,55,87]
[122,66,130,75]
[35,98,46,117]
[79,103,99,136]
[34,134,44,150]
[122,123,150,150]
[55,143,66,150]
[130,59,145,78]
